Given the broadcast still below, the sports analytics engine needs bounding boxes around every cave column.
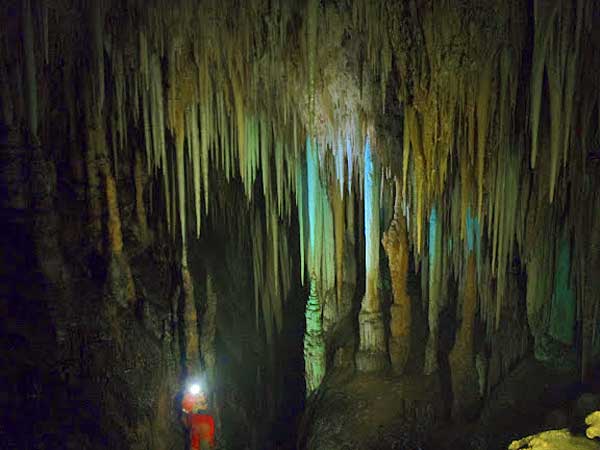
[449,253,481,418]
[382,177,411,374]
[424,205,442,375]
[303,138,326,395]
[304,274,326,395]
[355,136,388,372]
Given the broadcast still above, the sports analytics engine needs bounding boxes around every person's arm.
[181,410,190,427]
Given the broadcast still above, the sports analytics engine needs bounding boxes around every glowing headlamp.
[187,380,204,396]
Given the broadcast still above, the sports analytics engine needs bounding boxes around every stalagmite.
[548,237,575,345]
[304,276,326,395]
[449,253,480,419]
[356,136,388,372]
[382,178,411,374]
[7,3,600,437]
[100,117,137,306]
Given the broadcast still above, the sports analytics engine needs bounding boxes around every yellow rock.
[508,425,599,450]
[585,411,600,439]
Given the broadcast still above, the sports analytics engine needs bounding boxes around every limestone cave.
[1,1,600,449]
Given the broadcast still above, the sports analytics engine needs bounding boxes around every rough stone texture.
[508,427,599,450]
[448,254,481,419]
[382,185,411,375]
[355,309,389,373]
[304,280,326,394]
[0,131,185,449]
[299,373,444,450]
[182,264,200,376]
[586,411,600,439]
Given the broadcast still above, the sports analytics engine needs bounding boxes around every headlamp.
[187,379,205,396]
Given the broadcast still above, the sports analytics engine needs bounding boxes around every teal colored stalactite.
[364,135,381,306]
[305,138,335,292]
[549,238,575,345]
[425,204,443,374]
[429,206,438,263]
[295,152,308,285]
[466,207,480,255]
[307,138,319,260]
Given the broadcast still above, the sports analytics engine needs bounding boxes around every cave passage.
[1,1,600,449]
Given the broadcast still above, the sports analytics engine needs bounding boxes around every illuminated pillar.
[424,205,442,374]
[303,138,326,394]
[304,275,326,394]
[356,136,388,372]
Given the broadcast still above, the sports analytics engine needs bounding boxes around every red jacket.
[182,392,215,449]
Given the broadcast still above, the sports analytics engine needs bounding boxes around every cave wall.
[1,1,600,449]
[0,125,187,449]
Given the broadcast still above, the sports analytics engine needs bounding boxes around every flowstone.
[355,309,388,372]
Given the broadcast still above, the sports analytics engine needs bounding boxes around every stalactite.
[476,57,495,217]
[91,1,106,119]
[134,151,149,242]
[295,153,306,285]
[333,182,344,309]
[530,0,561,169]
[189,105,202,236]
[8,0,600,386]
[176,131,187,249]
[424,205,442,375]
[363,136,380,308]
[306,138,335,293]
[306,0,318,134]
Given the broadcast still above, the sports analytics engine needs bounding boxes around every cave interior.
[2,0,600,449]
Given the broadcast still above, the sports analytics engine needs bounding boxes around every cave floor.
[302,358,590,450]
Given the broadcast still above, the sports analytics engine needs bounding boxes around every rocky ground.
[300,358,600,450]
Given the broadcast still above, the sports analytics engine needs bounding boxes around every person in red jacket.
[181,382,215,450]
